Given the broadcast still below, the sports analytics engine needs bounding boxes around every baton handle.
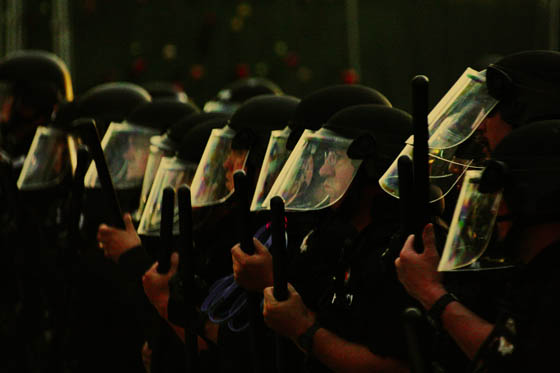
[157,186,175,274]
[233,170,254,255]
[271,196,289,301]
[177,185,198,371]
[402,307,427,373]
[412,76,430,252]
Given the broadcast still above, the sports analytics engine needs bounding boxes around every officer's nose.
[319,162,334,177]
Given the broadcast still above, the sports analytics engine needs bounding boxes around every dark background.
[6,0,554,112]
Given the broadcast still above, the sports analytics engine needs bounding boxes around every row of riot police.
[1,49,560,373]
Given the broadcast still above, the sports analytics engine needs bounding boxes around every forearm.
[440,302,494,360]
[418,286,494,360]
[305,328,409,373]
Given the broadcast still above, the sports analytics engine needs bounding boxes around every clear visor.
[262,128,362,211]
[84,121,158,189]
[134,142,175,221]
[250,127,291,211]
[190,126,249,207]
[380,68,499,202]
[137,156,198,236]
[17,126,74,190]
[438,170,503,271]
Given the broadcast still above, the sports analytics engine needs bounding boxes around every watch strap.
[427,292,458,330]
[297,320,321,354]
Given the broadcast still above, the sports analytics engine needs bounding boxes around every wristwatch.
[427,292,458,330]
[297,320,321,354]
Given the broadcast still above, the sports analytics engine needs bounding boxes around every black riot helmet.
[264,104,411,212]
[286,84,392,150]
[76,81,151,138]
[151,111,228,155]
[0,49,73,104]
[203,77,283,114]
[190,94,299,207]
[0,50,73,161]
[142,81,189,103]
[486,50,560,126]
[439,120,560,271]
[137,117,229,235]
[482,120,560,224]
[126,99,199,134]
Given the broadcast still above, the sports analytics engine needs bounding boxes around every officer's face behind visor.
[17,126,77,190]
[438,169,507,271]
[84,121,158,189]
[379,68,499,202]
[262,128,362,211]
[137,156,198,236]
[250,126,292,211]
[189,125,249,207]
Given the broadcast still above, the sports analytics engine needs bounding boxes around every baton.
[411,76,430,253]
[151,187,175,373]
[270,196,288,301]
[157,186,175,274]
[402,307,427,373]
[233,170,263,373]
[72,118,125,229]
[271,196,294,373]
[177,185,198,371]
[234,170,255,254]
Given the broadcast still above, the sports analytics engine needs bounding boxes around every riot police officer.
[396,120,560,372]
[262,104,413,372]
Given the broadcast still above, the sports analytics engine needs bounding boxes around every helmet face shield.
[250,127,291,211]
[137,156,197,236]
[134,140,175,221]
[263,128,362,211]
[190,126,249,207]
[17,126,74,190]
[84,122,158,189]
[380,68,499,201]
[438,170,503,271]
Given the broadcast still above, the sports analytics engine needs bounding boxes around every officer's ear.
[347,134,377,179]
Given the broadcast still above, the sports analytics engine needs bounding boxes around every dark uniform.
[290,204,410,372]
